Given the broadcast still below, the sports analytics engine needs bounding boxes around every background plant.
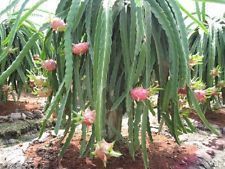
[187,0,225,110]
[0,0,46,101]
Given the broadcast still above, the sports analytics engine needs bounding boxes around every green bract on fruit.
[217,81,225,88]
[210,67,221,77]
[42,59,57,72]
[32,75,46,87]
[206,87,220,97]
[50,17,66,32]
[188,54,203,69]
[72,42,89,55]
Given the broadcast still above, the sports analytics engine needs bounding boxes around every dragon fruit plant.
[0,0,46,101]
[177,78,223,124]
[188,10,225,107]
[36,0,218,168]
[0,0,219,168]
[27,58,57,97]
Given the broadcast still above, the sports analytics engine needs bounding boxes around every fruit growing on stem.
[93,139,122,167]
[82,108,96,127]
[178,87,187,95]
[72,42,89,56]
[42,59,57,72]
[194,90,206,103]
[130,87,149,102]
[50,17,66,32]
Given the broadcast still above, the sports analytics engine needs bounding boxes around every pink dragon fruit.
[50,18,66,32]
[93,140,122,167]
[42,59,57,71]
[194,90,206,103]
[72,42,89,55]
[82,108,96,126]
[130,87,149,101]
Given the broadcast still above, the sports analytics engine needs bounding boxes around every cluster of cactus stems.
[0,0,46,101]
[188,14,225,110]
[0,0,224,168]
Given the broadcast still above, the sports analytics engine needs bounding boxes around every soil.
[190,108,225,127]
[1,93,225,169]
[0,93,45,116]
[204,109,225,127]
[25,134,198,169]
[0,93,46,142]
[23,108,224,169]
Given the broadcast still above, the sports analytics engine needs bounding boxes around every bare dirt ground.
[0,93,44,116]
[23,132,198,169]
[0,94,225,169]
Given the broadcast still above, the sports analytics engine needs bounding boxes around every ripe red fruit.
[82,108,96,126]
[72,42,89,55]
[50,18,66,32]
[194,90,206,103]
[42,59,57,71]
[130,87,149,101]
[178,87,187,95]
